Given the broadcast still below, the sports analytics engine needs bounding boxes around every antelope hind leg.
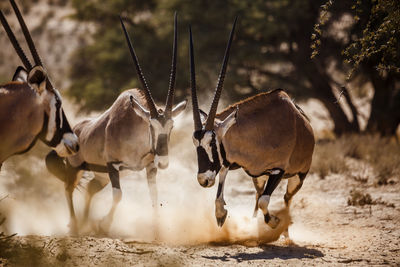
[252,175,267,217]
[282,172,307,238]
[258,169,284,229]
[99,163,122,234]
[83,173,109,225]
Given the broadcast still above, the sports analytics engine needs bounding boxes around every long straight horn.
[205,16,237,131]
[0,10,32,70]
[9,0,43,67]
[164,12,178,118]
[119,16,158,118]
[189,26,202,131]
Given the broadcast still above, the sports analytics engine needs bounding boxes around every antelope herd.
[0,0,315,238]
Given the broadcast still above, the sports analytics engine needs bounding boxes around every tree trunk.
[303,63,360,135]
[366,69,400,136]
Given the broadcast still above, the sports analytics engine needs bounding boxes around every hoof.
[216,209,228,227]
[265,214,280,229]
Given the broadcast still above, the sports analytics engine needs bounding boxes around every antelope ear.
[172,99,187,117]
[199,109,208,124]
[27,66,47,94]
[216,107,238,138]
[12,66,28,82]
[130,95,150,121]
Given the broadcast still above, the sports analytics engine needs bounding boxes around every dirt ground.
[1,167,399,266]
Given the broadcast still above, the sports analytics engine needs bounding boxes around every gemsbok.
[189,19,315,229]
[0,0,79,170]
[46,14,186,234]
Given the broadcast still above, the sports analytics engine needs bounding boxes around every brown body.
[0,82,43,163]
[218,89,314,177]
[0,0,79,170]
[189,20,315,231]
[68,89,153,170]
[44,14,185,235]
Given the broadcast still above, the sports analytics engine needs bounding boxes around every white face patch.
[53,132,79,157]
[154,155,169,169]
[150,118,173,148]
[197,170,216,187]
[45,93,58,141]
[200,131,214,163]
[45,90,63,141]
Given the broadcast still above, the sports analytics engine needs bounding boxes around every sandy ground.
[1,162,399,266]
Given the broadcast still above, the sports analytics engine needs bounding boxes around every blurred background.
[0,0,399,136]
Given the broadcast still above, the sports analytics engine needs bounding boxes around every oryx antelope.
[189,19,315,229]
[46,14,186,234]
[0,0,79,170]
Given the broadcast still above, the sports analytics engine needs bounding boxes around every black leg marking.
[263,169,284,196]
[260,169,284,225]
[107,162,120,189]
[216,181,223,199]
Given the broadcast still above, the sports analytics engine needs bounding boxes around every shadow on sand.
[202,244,324,262]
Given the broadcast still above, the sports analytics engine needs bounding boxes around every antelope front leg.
[146,162,158,210]
[100,163,122,233]
[146,162,159,239]
[215,166,229,227]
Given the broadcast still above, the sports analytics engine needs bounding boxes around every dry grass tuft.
[311,134,400,184]
[347,190,373,206]
[347,189,396,208]
[310,139,349,179]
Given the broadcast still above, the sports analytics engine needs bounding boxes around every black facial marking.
[39,108,74,148]
[219,142,230,167]
[150,125,156,152]
[194,130,221,174]
[156,134,168,156]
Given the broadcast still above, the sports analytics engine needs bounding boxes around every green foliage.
[69,0,330,111]
[313,0,400,77]
[344,0,400,76]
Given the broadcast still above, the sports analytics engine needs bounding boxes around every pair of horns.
[120,12,178,119]
[0,0,43,71]
[190,17,237,131]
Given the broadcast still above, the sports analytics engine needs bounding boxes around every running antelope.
[46,14,186,234]
[0,0,79,170]
[189,19,315,228]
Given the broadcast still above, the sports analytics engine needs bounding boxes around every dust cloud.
[0,106,291,246]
